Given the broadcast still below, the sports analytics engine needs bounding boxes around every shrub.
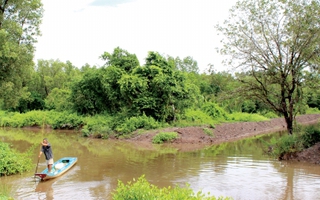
[112,175,232,200]
[300,124,320,148]
[266,134,303,159]
[266,124,320,159]
[305,107,320,114]
[262,111,278,119]
[176,109,217,126]
[81,114,114,138]
[0,110,84,129]
[0,142,33,176]
[152,132,178,144]
[201,103,228,120]
[50,111,84,129]
[115,114,162,134]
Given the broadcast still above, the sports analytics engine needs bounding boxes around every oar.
[34,145,41,178]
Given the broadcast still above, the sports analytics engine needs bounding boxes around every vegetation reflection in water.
[1,128,320,200]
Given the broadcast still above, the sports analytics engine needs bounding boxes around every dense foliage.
[0,0,43,109]
[0,142,33,176]
[112,175,232,200]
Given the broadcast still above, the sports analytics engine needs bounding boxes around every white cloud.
[34,0,237,72]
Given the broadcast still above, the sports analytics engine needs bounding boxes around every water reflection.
[35,179,55,200]
[1,128,320,200]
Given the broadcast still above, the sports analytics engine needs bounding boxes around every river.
[0,128,319,200]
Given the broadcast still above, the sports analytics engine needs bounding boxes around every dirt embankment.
[128,114,320,164]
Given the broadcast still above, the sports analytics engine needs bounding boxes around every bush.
[0,110,84,129]
[81,114,114,138]
[50,111,84,129]
[176,109,217,126]
[201,103,228,120]
[0,142,33,176]
[152,132,178,144]
[262,111,278,119]
[112,175,232,200]
[0,110,50,128]
[266,134,304,159]
[305,107,320,114]
[266,124,320,159]
[115,114,162,134]
[300,124,320,148]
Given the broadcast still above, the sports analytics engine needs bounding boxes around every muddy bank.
[128,114,320,163]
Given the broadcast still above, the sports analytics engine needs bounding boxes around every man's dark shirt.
[41,143,53,160]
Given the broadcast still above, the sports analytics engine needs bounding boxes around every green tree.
[101,65,125,114]
[70,67,108,115]
[126,52,200,122]
[45,88,73,111]
[170,56,199,74]
[36,59,75,96]
[100,46,139,72]
[217,0,320,134]
[0,0,43,109]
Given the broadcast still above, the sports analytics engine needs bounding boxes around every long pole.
[34,145,41,178]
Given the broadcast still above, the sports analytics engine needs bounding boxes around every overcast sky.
[34,0,237,72]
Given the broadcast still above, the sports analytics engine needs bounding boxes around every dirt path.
[127,114,320,163]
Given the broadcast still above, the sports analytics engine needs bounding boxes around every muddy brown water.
[1,128,320,200]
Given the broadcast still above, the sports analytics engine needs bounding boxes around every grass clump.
[203,128,214,137]
[152,132,178,144]
[112,175,232,200]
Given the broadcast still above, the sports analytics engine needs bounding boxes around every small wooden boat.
[35,157,77,180]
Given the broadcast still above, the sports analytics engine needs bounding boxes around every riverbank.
[127,114,320,163]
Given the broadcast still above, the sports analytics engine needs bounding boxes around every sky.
[34,0,237,73]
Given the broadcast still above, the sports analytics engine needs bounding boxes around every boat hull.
[35,157,77,180]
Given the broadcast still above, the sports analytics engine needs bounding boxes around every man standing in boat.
[38,138,54,173]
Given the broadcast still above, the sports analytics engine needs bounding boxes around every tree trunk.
[284,115,293,135]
